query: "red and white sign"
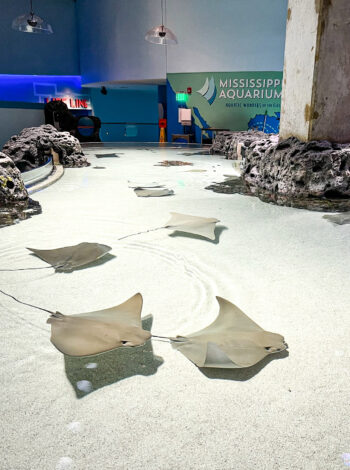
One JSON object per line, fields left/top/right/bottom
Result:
{"left": 45, "top": 97, "right": 92, "bottom": 110}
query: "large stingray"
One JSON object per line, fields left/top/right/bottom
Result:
{"left": 164, "top": 212, "right": 220, "bottom": 240}
{"left": 172, "top": 296, "right": 287, "bottom": 368}
{"left": 47, "top": 293, "right": 151, "bottom": 356}
{"left": 134, "top": 188, "right": 174, "bottom": 197}
{"left": 27, "top": 242, "right": 112, "bottom": 272}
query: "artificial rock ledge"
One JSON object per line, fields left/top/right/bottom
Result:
{"left": 2, "top": 124, "right": 90, "bottom": 172}
{"left": 0, "top": 152, "right": 41, "bottom": 227}
{"left": 210, "top": 130, "right": 276, "bottom": 160}
{"left": 209, "top": 131, "right": 350, "bottom": 211}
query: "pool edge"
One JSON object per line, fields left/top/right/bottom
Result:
{"left": 28, "top": 165, "right": 64, "bottom": 195}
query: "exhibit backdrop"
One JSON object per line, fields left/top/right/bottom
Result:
{"left": 167, "top": 71, "right": 283, "bottom": 142}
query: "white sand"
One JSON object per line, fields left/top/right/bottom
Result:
{"left": 1, "top": 145, "right": 350, "bottom": 470}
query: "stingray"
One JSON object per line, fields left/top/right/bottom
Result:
{"left": 95, "top": 153, "right": 121, "bottom": 158}
{"left": 155, "top": 160, "right": 193, "bottom": 167}
{"left": 47, "top": 293, "right": 151, "bottom": 357}
{"left": 134, "top": 188, "right": 174, "bottom": 197}
{"left": 27, "top": 242, "right": 112, "bottom": 272}
{"left": 172, "top": 296, "right": 287, "bottom": 368}
{"left": 164, "top": 212, "right": 219, "bottom": 240}
{"left": 179, "top": 151, "right": 210, "bottom": 156}
{"left": 92, "top": 166, "right": 106, "bottom": 169}
{"left": 323, "top": 213, "right": 350, "bottom": 225}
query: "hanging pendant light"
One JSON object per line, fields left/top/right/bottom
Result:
{"left": 12, "top": 0, "right": 53, "bottom": 34}
{"left": 145, "top": 0, "right": 177, "bottom": 45}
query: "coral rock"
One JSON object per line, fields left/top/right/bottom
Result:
{"left": 2, "top": 124, "right": 90, "bottom": 171}
{"left": 210, "top": 130, "right": 276, "bottom": 160}
{"left": 242, "top": 136, "right": 350, "bottom": 211}
{"left": 0, "top": 153, "right": 28, "bottom": 204}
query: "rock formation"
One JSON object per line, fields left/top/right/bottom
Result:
{"left": 243, "top": 137, "right": 350, "bottom": 210}
{"left": 2, "top": 124, "right": 90, "bottom": 171}
{"left": 210, "top": 132, "right": 350, "bottom": 211}
{"left": 210, "top": 130, "right": 275, "bottom": 160}
{"left": 0, "top": 153, "right": 41, "bottom": 227}
{"left": 0, "top": 153, "right": 28, "bottom": 204}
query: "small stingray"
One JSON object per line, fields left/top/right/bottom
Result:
{"left": 134, "top": 188, "right": 174, "bottom": 197}
{"left": 179, "top": 151, "right": 210, "bottom": 156}
{"left": 27, "top": 242, "right": 112, "bottom": 272}
{"left": 164, "top": 212, "right": 219, "bottom": 240}
{"left": 95, "top": 153, "right": 121, "bottom": 158}
{"left": 323, "top": 213, "right": 350, "bottom": 225}
{"left": 47, "top": 293, "right": 151, "bottom": 357}
{"left": 93, "top": 166, "right": 106, "bottom": 169}
{"left": 172, "top": 296, "right": 287, "bottom": 368}
{"left": 155, "top": 160, "right": 193, "bottom": 167}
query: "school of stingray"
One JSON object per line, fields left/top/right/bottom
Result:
{"left": 4, "top": 155, "right": 350, "bottom": 374}
{"left": 0, "top": 204, "right": 288, "bottom": 371}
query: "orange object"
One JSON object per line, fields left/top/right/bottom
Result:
{"left": 159, "top": 127, "right": 167, "bottom": 143}
{"left": 159, "top": 118, "right": 167, "bottom": 128}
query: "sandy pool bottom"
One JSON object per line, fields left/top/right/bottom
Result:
{"left": 0, "top": 145, "right": 349, "bottom": 470}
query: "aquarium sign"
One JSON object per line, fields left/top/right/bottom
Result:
{"left": 44, "top": 97, "right": 91, "bottom": 110}
{"left": 167, "top": 72, "right": 283, "bottom": 141}
{"left": 218, "top": 77, "right": 282, "bottom": 100}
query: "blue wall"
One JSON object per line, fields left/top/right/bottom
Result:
{"left": 0, "top": 0, "right": 289, "bottom": 144}
{"left": 0, "top": 74, "right": 90, "bottom": 145}
{"left": 77, "top": 0, "right": 167, "bottom": 85}
{"left": 89, "top": 86, "right": 160, "bottom": 142}
{"left": 76, "top": 0, "right": 288, "bottom": 85}
{"left": 0, "top": 0, "right": 79, "bottom": 75}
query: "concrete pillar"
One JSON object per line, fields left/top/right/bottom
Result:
{"left": 279, "top": 0, "right": 350, "bottom": 143}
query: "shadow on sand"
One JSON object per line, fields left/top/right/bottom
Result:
{"left": 64, "top": 315, "right": 164, "bottom": 398}
{"left": 169, "top": 225, "right": 228, "bottom": 245}
{"left": 70, "top": 253, "right": 117, "bottom": 272}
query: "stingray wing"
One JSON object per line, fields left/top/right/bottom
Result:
{"left": 173, "top": 297, "right": 285, "bottom": 368}
{"left": 47, "top": 293, "right": 151, "bottom": 357}
{"left": 27, "top": 242, "right": 112, "bottom": 271}
{"left": 164, "top": 212, "right": 219, "bottom": 240}
{"left": 27, "top": 246, "right": 71, "bottom": 268}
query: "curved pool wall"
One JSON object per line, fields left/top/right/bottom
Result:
{"left": 1, "top": 144, "right": 349, "bottom": 470}
{"left": 22, "top": 157, "right": 54, "bottom": 188}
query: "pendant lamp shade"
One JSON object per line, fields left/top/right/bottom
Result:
{"left": 145, "top": 25, "right": 178, "bottom": 45}
{"left": 145, "top": 0, "right": 177, "bottom": 45}
{"left": 12, "top": 1, "right": 53, "bottom": 34}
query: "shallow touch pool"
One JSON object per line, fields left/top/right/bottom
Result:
{"left": 1, "top": 143, "right": 350, "bottom": 470}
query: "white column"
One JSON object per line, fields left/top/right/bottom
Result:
{"left": 280, "top": 0, "right": 350, "bottom": 143}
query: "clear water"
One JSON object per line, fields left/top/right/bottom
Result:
{"left": 1, "top": 144, "right": 349, "bottom": 469}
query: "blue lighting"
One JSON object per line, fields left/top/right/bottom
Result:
{"left": 0, "top": 74, "right": 85, "bottom": 103}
